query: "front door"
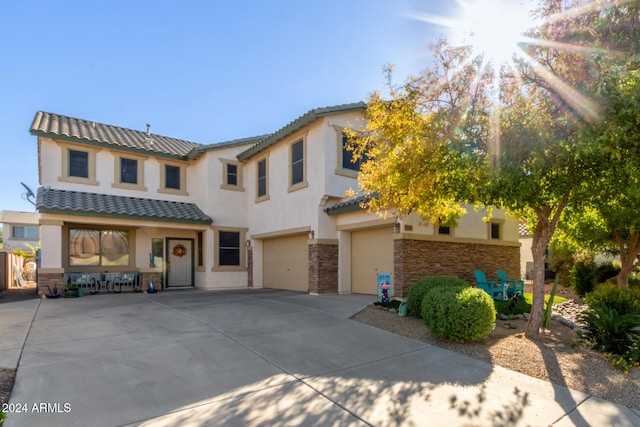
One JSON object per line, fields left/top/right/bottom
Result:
{"left": 166, "top": 238, "right": 193, "bottom": 288}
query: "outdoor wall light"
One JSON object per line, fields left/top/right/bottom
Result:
{"left": 245, "top": 239, "right": 251, "bottom": 247}
{"left": 308, "top": 230, "right": 315, "bottom": 239}
{"left": 393, "top": 223, "right": 401, "bottom": 233}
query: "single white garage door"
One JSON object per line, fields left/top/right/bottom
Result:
{"left": 263, "top": 234, "right": 309, "bottom": 292}
{"left": 351, "top": 227, "right": 394, "bottom": 294}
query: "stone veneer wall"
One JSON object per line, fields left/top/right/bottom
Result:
{"left": 394, "top": 239, "right": 521, "bottom": 299}
{"left": 37, "top": 272, "right": 64, "bottom": 295}
{"left": 308, "top": 243, "right": 339, "bottom": 294}
{"left": 247, "top": 248, "right": 253, "bottom": 287}
{"left": 141, "top": 272, "right": 163, "bottom": 291}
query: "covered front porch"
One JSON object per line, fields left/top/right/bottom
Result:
{"left": 36, "top": 187, "right": 213, "bottom": 295}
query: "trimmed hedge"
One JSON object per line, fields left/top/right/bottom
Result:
{"left": 406, "top": 276, "right": 469, "bottom": 318}
{"left": 421, "top": 286, "right": 496, "bottom": 343}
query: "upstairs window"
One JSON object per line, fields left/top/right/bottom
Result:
{"left": 341, "top": 133, "right": 367, "bottom": 171}
{"left": 158, "top": 160, "right": 187, "bottom": 195}
{"left": 120, "top": 157, "right": 138, "bottom": 184}
{"left": 220, "top": 159, "right": 244, "bottom": 191}
{"left": 165, "top": 165, "right": 180, "bottom": 190}
{"left": 256, "top": 157, "right": 269, "bottom": 201}
{"left": 69, "top": 150, "right": 89, "bottom": 178}
{"left": 58, "top": 142, "right": 99, "bottom": 185}
{"left": 291, "top": 140, "right": 304, "bottom": 185}
{"left": 289, "top": 139, "right": 307, "bottom": 192}
{"left": 113, "top": 153, "right": 146, "bottom": 191}
{"left": 227, "top": 164, "right": 238, "bottom": 186}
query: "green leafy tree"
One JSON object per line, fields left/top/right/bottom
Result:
{"left": 349, "top": 0, "right": 639, "bottom": 340}
{"left": 346, "top": 39, "right": 492, "bottom": 225}
{"left": 578, "top": 58, "right": 640, "bottom": 286}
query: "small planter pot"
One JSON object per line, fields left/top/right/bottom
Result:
{"left": 77, "top": 288, "right": 85, "bottom": 297}
{"left": 63, "top": 289, "right": 79, "bottom": 298}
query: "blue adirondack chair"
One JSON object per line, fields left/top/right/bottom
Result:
{"left": 474, "top": 270, "right": 506, "bottom": 300}
{"left": 497, "top": 270, "right": 525, "bottom": 298}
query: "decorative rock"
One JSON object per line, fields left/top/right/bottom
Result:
{"left": 497, "top": 313, "right": 509, "bottom": 320}
{"left": 522, "top": 312, "right": 529, "bottom": 320}
{"left": 552, "top": 299, "right": 589, "bottom": 328}
{"left": 557, "top": 343, "right": 566, "bottom": 350}
{"left": 389, "top": 308, "right": 397, "bottom": 313}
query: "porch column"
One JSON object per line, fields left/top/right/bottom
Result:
{"left": 308, "top": 239, "right": 339, "bottom": 294}
{"left": 37, "top": 219, "right": 64, "bottom": 295}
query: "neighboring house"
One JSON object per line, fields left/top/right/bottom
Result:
{"left": 30, "top": 104, "right": 521, "bottom": 297}
{"left": 519, "top": 221, "right": 534, "bottom": 280}
{"left": 0, "top": 210, "right": 40, "bottom": 251}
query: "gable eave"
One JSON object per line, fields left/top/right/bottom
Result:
{"left": 237, "top": 102, "right": 365, "bottom": 161}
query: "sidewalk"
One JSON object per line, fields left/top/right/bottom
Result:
{"left": 1, "top": 290, "right": 639, "bottom": 426}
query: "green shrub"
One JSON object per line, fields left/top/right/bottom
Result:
{"left": 585, "top": 283, "right": 640, "bottom": 315}
{"left": 594, "top": 262, "right": 621, "bottom": 284}
{"left": 547, "top": 240, "right": 576, "bottom": 286}
{"left": 406, "top": 276, "right": 469, "bottom": 318}
{"left": 421, "top": 286, "right": 496, "bottom": 343}
{"left": 577, "top": 306, "right": 640, "bottom": 354}
{"left": 572, "top": 259, "right": 596, "bottom": 297}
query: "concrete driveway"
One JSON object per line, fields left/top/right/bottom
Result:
{"left": 2, "top": 289, "right": 639, "bottom": 427}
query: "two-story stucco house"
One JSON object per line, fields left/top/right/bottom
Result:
{"left": 30, "top": 103, "right": 521, "bottom": 297}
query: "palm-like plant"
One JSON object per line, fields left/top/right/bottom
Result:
{"left": 578, "top": 306, "right": 640, "bottom": 354}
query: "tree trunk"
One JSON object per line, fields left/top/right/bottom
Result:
{"left": 525, "top": 207, "right": 559, "bottom": 340}
{"left": 615, "top": 231, "right": 639, "bottom": 288}
{"left": 525, "top": 234, "right": 550, "bottom": 340}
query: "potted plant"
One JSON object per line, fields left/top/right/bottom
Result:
{"left": 63, "top": 284, "right": 79, "bottom": 298}
{"left": 45, "top": 285, "right": 61, "bottom": 299}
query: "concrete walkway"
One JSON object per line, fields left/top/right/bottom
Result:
{"left": 1, "top": 289, "right": 639, "bottom": 427}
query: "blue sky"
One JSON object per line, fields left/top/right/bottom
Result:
{"left": 0, "top": 0, "right": 453, "bottom": 213}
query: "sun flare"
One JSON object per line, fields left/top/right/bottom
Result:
{"left": 417, "top": 0, "right": 540, "bottom": 67}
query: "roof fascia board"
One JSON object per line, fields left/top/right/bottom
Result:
{"left": 37, "top": 207, "right": 212, "bottom": 225}
{"left": 325, "top": 203, "right": 363, "bottom": 216}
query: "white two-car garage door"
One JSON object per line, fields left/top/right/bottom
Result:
{"left": 263, "top": 234, "right": 309, "bottom": 292}
{"left": 351, "top": 227, "right": 394, "bottom": 295}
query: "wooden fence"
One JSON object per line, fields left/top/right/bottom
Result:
{"left": 0, "top": 251, "right": 29, "bottom": 292}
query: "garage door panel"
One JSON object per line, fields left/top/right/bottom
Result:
{"left": 351, "top": 228, "right": 394, "bottom": 295}
{"left": 263, "top": 235, "right": 308, "bottom": 292}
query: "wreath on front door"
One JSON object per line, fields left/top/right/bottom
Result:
{"left": 172, "top": 244, "right": 187, "bottom": 258}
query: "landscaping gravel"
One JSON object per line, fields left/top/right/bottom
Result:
{"left": 351, "top": 304, "right": 640, "bottom": 411}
